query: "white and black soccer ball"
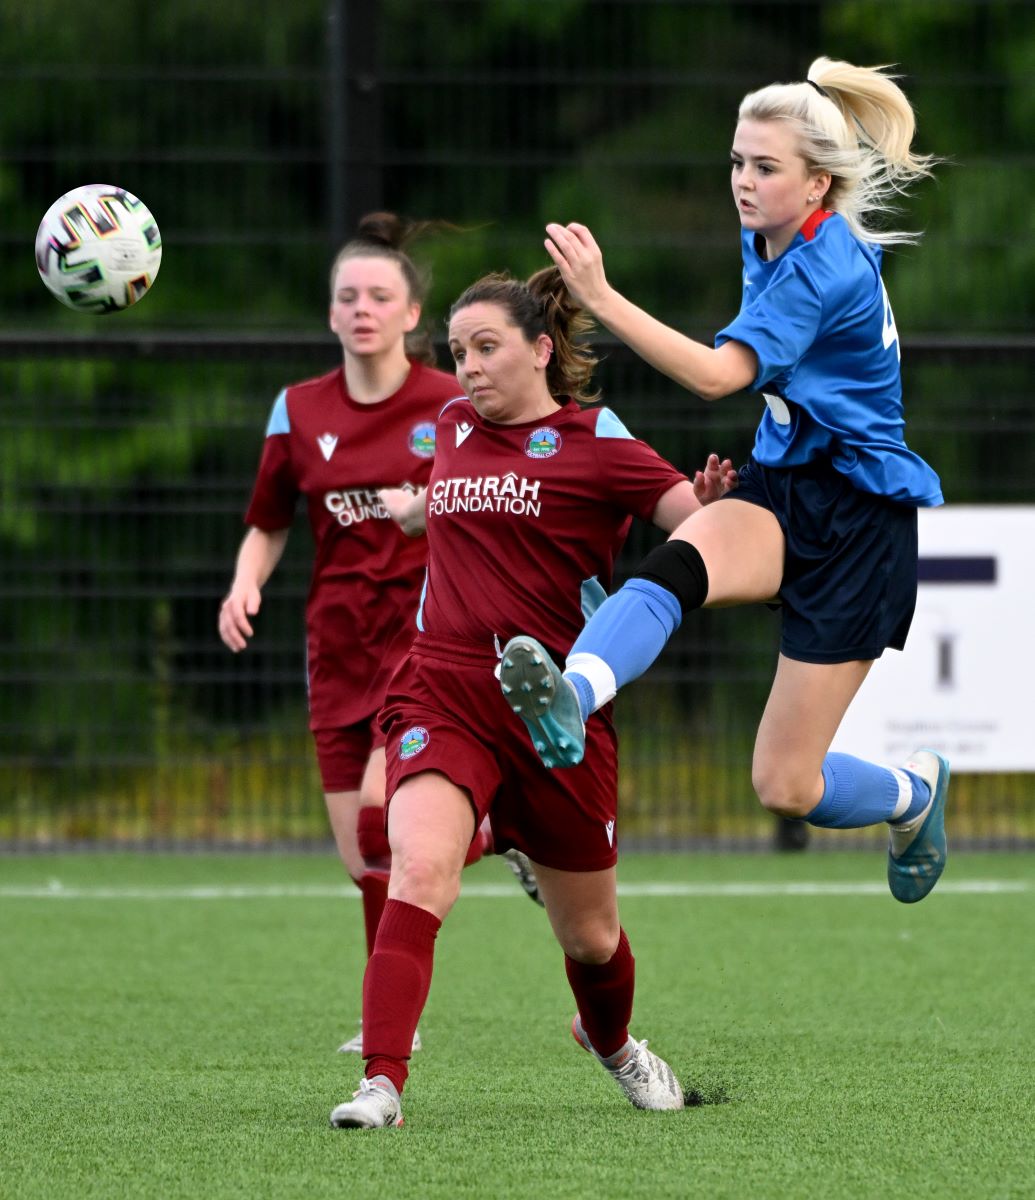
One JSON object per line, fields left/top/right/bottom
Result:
{"left": 35, "top": 184, "right": 162, "bottom": 314}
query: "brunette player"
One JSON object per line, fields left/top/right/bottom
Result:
{"left": 219, "top": 214, "right": 540, "bottom": 1056}
{"left": 328, "top": 268, "right": 735, "bottom": 1130}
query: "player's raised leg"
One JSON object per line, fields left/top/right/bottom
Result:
{"left": 501, "top": 499, "right": 782, "bottom": 768}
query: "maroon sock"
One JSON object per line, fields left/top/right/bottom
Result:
{"left": 564, "top": 928, "right": 635, "bottom": 1059}
{"left": 356, "top": 805, "right": 391, "bottom": 871}
{"left": 356, "top": 806, "right": 392, "bottom": 958}
{"left": 463, "top": 818, "right": 493, "bottom": 866}
{"left": 363, "top": 899, "right": 441, "bottom": 1095}
{"left": 358, "top": 871, "right": 389, "bottom": 958}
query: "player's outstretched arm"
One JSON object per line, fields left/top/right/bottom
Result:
{"left": 379, "top": 486, "right": 427, "bottom": 537}
{"left": 218, "top": 526, "right": 289, "bottom": 652}
{"left": 544, "top": 222, "right": 758, "bottom": 401}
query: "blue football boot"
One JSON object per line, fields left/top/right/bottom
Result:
{"left": 498, "top": 635, "right": 585, "bottom": 768}
{"left": 887, "top": 749, "right": 950, "bottom": 904}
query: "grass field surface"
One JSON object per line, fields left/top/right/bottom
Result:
{"left": 2, "top": 852, "right": 1033, "bottom": 1199}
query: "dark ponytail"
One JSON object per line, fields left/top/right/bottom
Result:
{"left": 448, "top": 268, "right": 600, "bottom": 405}
{"left": 526, "top": 267, "right": 600, "bottom": 405}
{"left": 329, "top": 211, "right": 436, "bottom": 366}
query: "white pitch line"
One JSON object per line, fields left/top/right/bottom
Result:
{"left": 0, "top": 880, "right": 1028, "bottom": 900}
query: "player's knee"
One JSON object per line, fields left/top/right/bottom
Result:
{"left": 752, "top": 764, "right": 816, "bottom": 819}
{"left": 635, "top": 539, "right": 709, "bottom": 615}
{"left": 559, "top": 922, "right": 620, "bottom": 965}
{"left": 390, "top": 848, "right": 462, "bottom": 912}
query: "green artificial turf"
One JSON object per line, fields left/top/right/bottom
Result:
{"left": 1, "top": 852, "right": 1032, "bottom": 1199}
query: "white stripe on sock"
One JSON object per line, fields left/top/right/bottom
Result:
{"left": 889, "top": 768, "right": 914, "bottom": 821}
{"left": 565, "top": 652, "right": 617, "bottom": 711}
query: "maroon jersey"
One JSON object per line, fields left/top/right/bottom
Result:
{"left": 419, "top": 397, "right": 688, "bottom": 655}
{"left": 244, "top": 361, "right": 465, "bottom": 729}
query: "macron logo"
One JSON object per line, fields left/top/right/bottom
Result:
{"left": 605, "top": 819, "right": 615, "bottom": 847}
{"left": 456, "top": 421, "right": 474, "bottom": 448}
{"left": 317, "top": 433, "right": 338, "bottom": 462}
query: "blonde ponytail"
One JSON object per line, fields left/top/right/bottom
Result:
{"left": 739, "top": 57, "right": 938, "bottom": 246}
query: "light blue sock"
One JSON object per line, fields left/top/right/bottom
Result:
{"left": 565, "top": 579, "right": 682, "bottom": 721}
{"left": 566, "top": 673, "right": 597, "bottom": 723}
{"left": 806, "top": 753, "right": 930, "bottom": 829}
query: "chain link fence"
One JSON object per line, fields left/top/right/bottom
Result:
{"left": 2, "top": 335, "right": 1032, "bottom": 849}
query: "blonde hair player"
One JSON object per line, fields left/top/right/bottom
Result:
{"left": 501, "top": 57, "right": 950, "bottom": 904}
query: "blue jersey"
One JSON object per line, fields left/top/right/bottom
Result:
{"left": 714, "top": 210, "right": 942, "bottom": 506}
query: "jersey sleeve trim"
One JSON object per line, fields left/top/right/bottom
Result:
{"left": 265, "top": 389, "right": 290, "bottom": 436}
{"left": 594, "top": 407, "right": 634, "bottom": 440}
{"left": 438, "top": 395, "right": 470, "bottom": 418}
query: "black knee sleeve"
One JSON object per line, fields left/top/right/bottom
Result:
{"left": 635, "top": 541, "right": 709, "bottom": 616}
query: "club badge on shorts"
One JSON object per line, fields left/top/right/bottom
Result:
{"left": 399, "top": 726, "right": 430, "bottom": 759}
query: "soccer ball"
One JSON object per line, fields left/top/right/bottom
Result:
{"left": 35, "top": 184, "right": 162, "bottom": 314}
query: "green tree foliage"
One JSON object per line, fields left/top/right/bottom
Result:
{"left": 822, "top": 0, "right": 1035, "bottom": 330}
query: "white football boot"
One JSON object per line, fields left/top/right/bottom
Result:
{"left": 329, "top": 1078, "right": 403, "bottom": 1129}
{"left": 501, "top": 848, "right": 545, "bottom": 907}
{"left": 572, "top": 1014, "right": 684, "bottom": 1111}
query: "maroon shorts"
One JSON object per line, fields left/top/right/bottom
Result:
{"left": 311, "top": 715, "right": 385, "bottom": 793}
{"left": 380, "top": 634, "right": 620, "bottom": 872}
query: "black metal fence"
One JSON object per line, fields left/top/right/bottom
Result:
{"left": 2, "top": 334, "right": 1033, "bottom": 850}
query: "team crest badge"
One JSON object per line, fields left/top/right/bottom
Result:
{"left": 409, "top": 422, "right": 436, "bottom": 459}
{"left": 525, "top": 427, "right": 561, "bottom": 459}
{"left": 399, "top": 726, "right": 430, "bottom": 760}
